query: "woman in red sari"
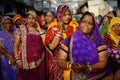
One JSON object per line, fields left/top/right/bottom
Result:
{"left": 44, "top": 4, "right": 78, "bottom": 80}
{"left": 13, "top": 10, "right": 47, "bottom": 80}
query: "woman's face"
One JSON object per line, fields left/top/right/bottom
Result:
{"left": 112, "top": 23, "right": 120, "bottom": 36}
{"left": 45, "top": 11, "right": 54, "bottom": 24}
{"left": 62, "top": 10, "right": 72, "bottom": 24}
{"left": 103, "top": 16, "right": 108, "bottom": 24}
{"left": 80, "top": 15, "right": 94, "bottom": 34}
{"left": 27, "top": 14, "right": 36, "bottom": 26}
{"left": 15, "top": 19, "right": 22, "bottom": 26}
{"left": 3, "top": 19, "right": 13, "bottom": 31}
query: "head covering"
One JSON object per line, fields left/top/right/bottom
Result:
{"left": 1, "top": 16, "right": 14, "bottom": 31}
{"left": 2, "top": 16, "right": 13, "bottom": 24}
{"left": 71, "top": 12, "right": 107, "bottom": 78}
{"left": 13, "top": 14, "right": 22, "bottom": 22}
{"left": 108, "top": 17, "right": 120, "bottom": 47}
{"left": 96, "top": 15, "right": 102, "bottom": 23}
{"left": 27, "top": 10, "right": 38, "bottom": 21}
{"left": 56, "top": 4, "right": 69, "bottom": 21}
{"left": 78, "top": 11, "right": 103, "bottom": 47}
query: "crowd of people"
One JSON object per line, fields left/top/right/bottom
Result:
{"left": 0, "top": 4, "right": 120, "bottom": 80}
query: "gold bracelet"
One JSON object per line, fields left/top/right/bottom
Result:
{"left": 68, "top": 62, "right": 73, "bottom": 69}
{"left": 67, "top": 62, "right": 73, "bottom": 69}
{"left": 87, "top": 64, "right": 92, "bottom": 74}
{"left": 15, "top": 59, "right": 21, "bottom": 63}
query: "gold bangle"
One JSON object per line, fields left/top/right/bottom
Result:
{"left": 68, "top": 62, "right": 73, "bottom": 69}
{"left": 67, "top": 62, "right": 73, "bottom": 69}
{"left": 67, "top": 62, "right": 69, "bottom": 69}
{"left": 87, "top": 64, "right": 92, "bottom": 74}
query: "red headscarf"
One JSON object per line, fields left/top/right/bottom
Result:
{"left": 56, "top": 4, "right": 69, "bottom": 21}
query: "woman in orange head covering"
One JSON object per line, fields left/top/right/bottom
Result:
{"left": 13, "top": 14, "right": 24, "bottom": 28}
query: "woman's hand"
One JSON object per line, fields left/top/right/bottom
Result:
{"left": 16, "top": 60, "right": 22, "bottom": 69}
{"left": 8, "top": 55, "right": 15, "bottom": 65}
{"left": 81, "top": 62, "right": 91, "bottom": 74}
{"left": 71, "top": 63, "right": 83, "bottom": 73}
{"left": 58, "top": 21, "right": 63, "bottom": 32}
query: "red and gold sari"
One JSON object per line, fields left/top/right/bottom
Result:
{"left": 44, "top": 18, "right": 78, "bottom": 80}
{"left": 15, "top": 25, "right": 47, "bottom": 80}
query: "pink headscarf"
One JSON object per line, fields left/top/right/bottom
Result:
{"left": 56, "top": 4, "right": 69, "bottom": 21}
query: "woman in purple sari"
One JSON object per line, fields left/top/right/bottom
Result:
{"left": 13, "top": 10, "right": 47, "bottom": 80}
{"left": 57, "top": 12, "right": 112, "bottom": 80}
{"left": 0, "top": 16, "right": 17, "bottom": 80}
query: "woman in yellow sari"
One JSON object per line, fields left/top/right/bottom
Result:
{"left": 103, "top": 17, "right": 120, "bottom": 80}
{"left": 44, "top": 4, "right": 78, "bottom": 80}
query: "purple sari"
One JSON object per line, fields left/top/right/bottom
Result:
{"left": 60, "top": 12, "right": 112, "bottom": 80}
{"left": 0, "top": 27, "right": 17, "bottom": 80}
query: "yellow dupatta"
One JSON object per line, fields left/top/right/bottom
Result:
{"left": 108, "top": 17, "right": 120, "bottom": 47}
{"left": 62, "top": 18, "right": 78, "bottom": 39}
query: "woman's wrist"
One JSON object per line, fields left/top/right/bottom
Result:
{"left": 55, "top": 32, "right": 62, "bottom": 38}
{"left": 15, "top": 59, "right": 21, "bottom": 63}
{"left": 14, "top": 55, "right": 20, "bottom": 59}
{"left": 14, "top": 55, "right": 21, "bottom": 63}
{"left": 67, "top": 62, "right": 73, "bottom": 69}
{"left": 87, "top": 64, "right": 92, "bottom": 74}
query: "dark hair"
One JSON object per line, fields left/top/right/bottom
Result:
{"left": 98, "top": 15, "right": 108, "bottom": 27}
{"left": 108, "top": 10, "right": 117, "bottom": 17}
{"left": 79, "top": 11, "right": 95, "bottom": 26}
{"left": 46, "top": 11, "right": 55, "bottom": 17}
{"left": 112, "top": 10, "right": 117, "bottom": 17}
{"left": 97, "top": 15, "right": 102, "bottom": 20}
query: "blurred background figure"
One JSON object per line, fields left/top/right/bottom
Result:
{"left": 96, "top": 15, "right": 102, "bottom": 27}
{"left": 73, "top": 15, "right": 80, "bottom": 23}
{"left": 38, "top": 12, "right": 46, "bottom": 30}
{"left": 99, "top": 15, "right": 109, "bottom": 38}
{"left": 107, "top": 10, "right": 117, "bottom": 23}
{"left": 45, "top": 11, "right": 55, "bottom": 30}
{"left": 0, "top": 12, "right": 3, "bottom": 31}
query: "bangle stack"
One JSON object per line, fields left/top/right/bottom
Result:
{"left": 15, "top": 59, "right": 21, "bottom": 63}
{"left": 55, "top": 32, "right": 62, "bottom": 38}
{"left": 15, "top": 55, "right": 21, "bottom": 63}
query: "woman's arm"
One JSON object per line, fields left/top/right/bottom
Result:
{"left": 13, "top": 33, "right": 22, "bottom": 68}
{"left": 40, "top": 31, "right": 46, "bottom": 43}
{"left": 48, "top": 36, "right": 61, "bottom": 50}
{"left": 91, "top": 50, "right": 108, "bottom": 73}
{"left": 13, "top": 34, "right": 20, "bottom": 58}
{"left": 44, "top": 26, "right": 61, "bottom": 50}
{"left": 57, "top": 48, "right": 68, "bottom": 70}
{"left": 57, "top": 48, "right": 84, "bottom": 73}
